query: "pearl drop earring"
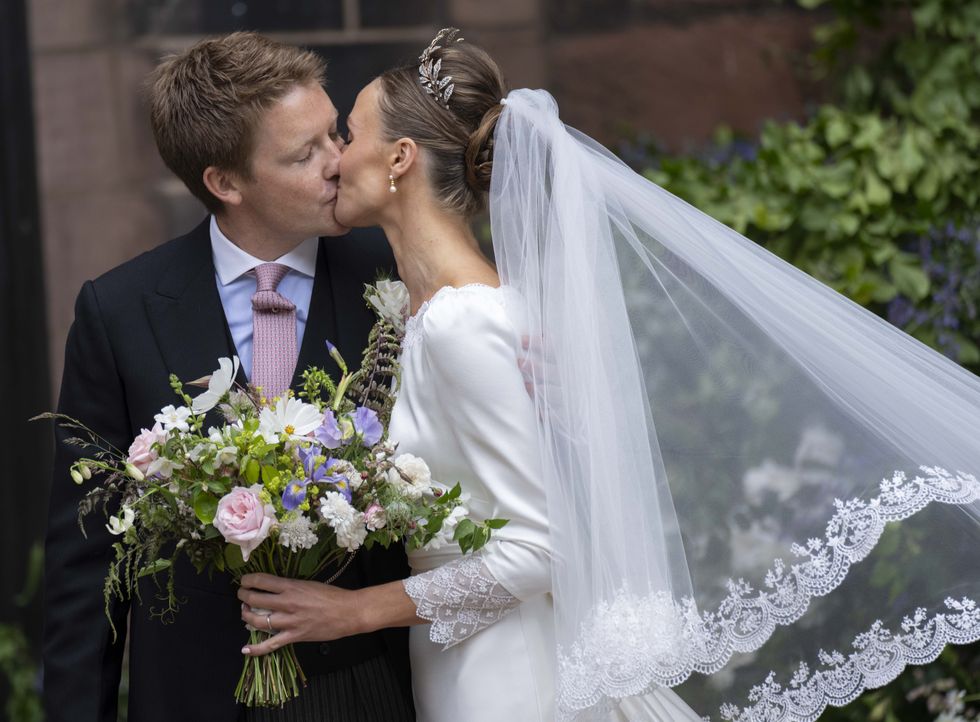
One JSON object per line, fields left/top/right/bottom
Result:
{"left": 388, "top": 174, "right": 397, "bottom": 193}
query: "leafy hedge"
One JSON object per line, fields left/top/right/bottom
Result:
{"left": 630, "top": 0, "right": 980, "bottom": 367}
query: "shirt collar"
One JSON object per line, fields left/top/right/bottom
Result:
{"left": 209, "top": 215, "right": 318, "bottom": 286}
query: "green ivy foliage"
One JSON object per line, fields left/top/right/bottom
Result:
{"left": 635, "top": 0, "right": 980, "bottom": 366}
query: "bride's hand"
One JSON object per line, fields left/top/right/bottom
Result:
{"left": 237, "top": 573, "right": 362, "bottom": 656}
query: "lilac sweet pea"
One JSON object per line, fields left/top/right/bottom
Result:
{"left": 352, "top": 406, "right": 383, "bottom": 447}
{"left": 281, "top": 478, "right": 310, "bottom": 511}
{"left": 315, "top": 410, "right": 345, "bottom": 449}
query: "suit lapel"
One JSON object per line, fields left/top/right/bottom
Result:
{"left": 144, "top": 220, "right": 240, "bottom": 389}
{"left": 325, "top": 236, "right": 377, "bottom": 371}
{"left": 144, "top": 227, "right": 356, "bottom": 398}
{"left": 290, "top": 238, "right": 341, "bottom": 391}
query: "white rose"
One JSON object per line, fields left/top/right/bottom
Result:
{"left": 385, "top": 454, "right": 432, "bottom": 500}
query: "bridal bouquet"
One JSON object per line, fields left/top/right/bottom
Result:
{"left": 39, "top": 281, "right": 505, "bottom": 707}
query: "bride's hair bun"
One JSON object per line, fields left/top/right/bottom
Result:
{"left": 378, "top": 37, "right": 507, "bottom": 216}
{"left": 465, "top": 103, "right": 503, "bottom": 195}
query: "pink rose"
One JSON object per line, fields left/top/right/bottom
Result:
{"left": 213, "top": 485, "right": 276, "bottom": 561}
{"left": 364, "top": 503, "right": 387, "bottom": 531}
{"left": 126, "top": 422, "right": 167, "bottom": 473}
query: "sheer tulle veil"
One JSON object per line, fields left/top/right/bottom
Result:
{"left": 489, "top": 88, "right": 980, "bottom": 721}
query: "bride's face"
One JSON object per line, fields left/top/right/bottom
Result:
{"left": 337, "top": 80, "right": 397, "bottom": 228}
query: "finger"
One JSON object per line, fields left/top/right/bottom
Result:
{"left": 241, "top": 607, "right": 284, "bottom": 632}
{"left": 240, "top": 572, "right": 288, "bottom": 592}
{"left": 242, "top": 630, "right": 294, "bottom": 657}
{"left": 237, "top": 587, "right": 285, "bottom": 610}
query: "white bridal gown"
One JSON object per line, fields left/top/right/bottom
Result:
{"left": 388, "top": 284, "right": 702, "bottom": 722}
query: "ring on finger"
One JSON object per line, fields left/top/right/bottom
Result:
{"left": 266, "top": 613, "right": 275, "bottom": 634}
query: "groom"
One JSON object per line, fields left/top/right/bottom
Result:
{"left": 42, "top": 32, "right": 414, "bottom": 722}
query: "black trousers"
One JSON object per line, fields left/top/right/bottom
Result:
{"left": 242, "top": 655, "right": 415, "bottom": 722}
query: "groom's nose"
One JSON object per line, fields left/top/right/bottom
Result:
{"left": 323, "top": 138, "right": 342, "bottom": 176}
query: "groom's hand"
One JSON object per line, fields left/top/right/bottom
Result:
{"left": 238, "top": 573, "right": 363, "bottom": 656}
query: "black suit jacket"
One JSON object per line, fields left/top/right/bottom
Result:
{"left": 42, "top": 219, "right": 411, "bottom": 722}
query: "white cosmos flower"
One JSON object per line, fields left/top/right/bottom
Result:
{"left": 154, "top": 404, "right": 192, "bottom": 432}
{"left": 106, "top": 506, "right": 135, "bottom": 536}
{"left": 191, "top": 356, "right": 241, "bottom": 414}
{"left": 259, "top": 396, "right": 324, "bottom": 441}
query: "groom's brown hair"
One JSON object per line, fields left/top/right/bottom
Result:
{"left": 148, "top": 31, "right": 326, "bottom": 213}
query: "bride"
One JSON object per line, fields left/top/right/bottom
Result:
{"left": 239, "top": 29, "right": 980, "bottom": 721}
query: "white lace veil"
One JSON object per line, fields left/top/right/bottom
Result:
{"left": 489, "top": 88, "right": 980, "bottom": 721}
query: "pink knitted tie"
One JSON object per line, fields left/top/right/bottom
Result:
{"left": 251, "top": 262, "right": 297, "bottom": 401}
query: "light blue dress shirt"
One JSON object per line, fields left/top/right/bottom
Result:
{"left": 209, "top": 215, "right": 318, "bottom": 381}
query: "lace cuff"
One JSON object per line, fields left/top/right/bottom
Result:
{"left": 403, "top": 553, "right": 521, "bottom": 648}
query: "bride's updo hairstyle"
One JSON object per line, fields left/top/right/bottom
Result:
{"left": 377, "top": 30, "right": 507, "bottom": 217}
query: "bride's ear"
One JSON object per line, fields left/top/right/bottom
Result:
{"left": 202, "top": 166, "right": 244, "bottom": 207}
{"left": 389, "top": 138, "right": 418, "bottom": 178}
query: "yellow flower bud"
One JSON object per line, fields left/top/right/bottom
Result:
{"left": 125, "top": 463, "right": 145, "bottom": 481}
{"left": 70, "top": 469, "right": 84, "bottom": 485}
{"left": 80, "top": 464, "right": 92, "bottom": 480}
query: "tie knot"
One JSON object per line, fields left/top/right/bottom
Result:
{"left": 253, "top": 262, "right": 290, "bottom": 293}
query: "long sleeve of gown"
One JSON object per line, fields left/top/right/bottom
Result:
{"left": 400, "top": 287, "right": 551, "bottom": 647}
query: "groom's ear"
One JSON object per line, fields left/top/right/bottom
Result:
{"left": 202, "top": 166, "right": 244, "bottom": 207}
{"left": 389, "top": 138, "right": 418, "bottom": 177}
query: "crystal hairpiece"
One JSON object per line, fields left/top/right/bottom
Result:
{"left": 418, "top": 27, "right": 464, "bottom": 109}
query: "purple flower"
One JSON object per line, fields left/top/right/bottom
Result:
{"left": 282, "top": 478, "right": 310, "bottom": 511}
{"left": 298, "top": 447, "right": 328, "bottom": 483}
{"left": 315, "top": 410, "right": 345, "bottom": 449}
{"left": 352, "top": 406, "right": 383, "bottom": 447}
{"left": 321, "top": 458, "right": 353, "bottom": 502}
